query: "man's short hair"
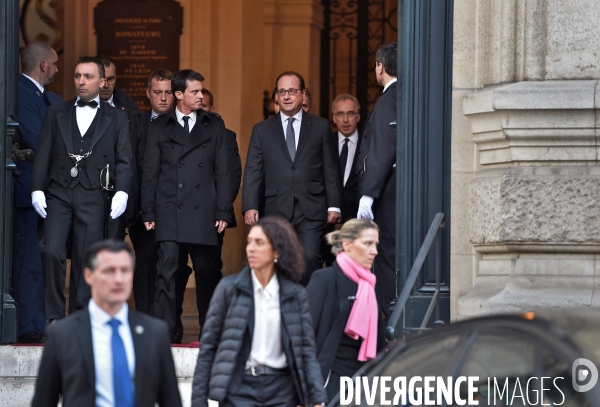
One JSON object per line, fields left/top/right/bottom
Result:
{"left": 275, "top": 71, "right": 306, "bottom": 91}
{"left": 304, "top": 88, "right": 312, "bottom": 105}
{"left": 84, "top": 239, "right": 134, "bottom": 271}
{"left": 271, "top": 86, "right": 278, "bottom": 102}
{"left": 172, "top": 69, "right": 204, "bottom": 94}
{"left": 332, "top": 93, "right": 361, "bottom": 112}
{"left": 21, "top": 42, "right": 55, "bottom": 74}
{"left": 77, "top": 56, "right": 105, "bottom": 79}
{"left": 375, "top": 42, "right": 398, "bottom": 77}
{"left": 201, "top": 88, "right": 214, "bottom": 107}
{"left": 147, "top": 68, "right": 173, "bottom": 88}
{"left": 95, "top": 55, "right": 115, "bottom": 69}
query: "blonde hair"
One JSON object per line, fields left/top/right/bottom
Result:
{"left": 326, "top": 218, "right": 379, "bottom": 255}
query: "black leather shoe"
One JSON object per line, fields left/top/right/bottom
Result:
{"left": 18, "top": 331, "right": 42, "bottom": 344}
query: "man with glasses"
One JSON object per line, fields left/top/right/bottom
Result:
{"left": 96, "top": 55, "right": 141, "bottom": 239}
{"left": 322, "top": 94, "right": 362, "bottom": 266}
{"left": 243, "top": 71, "right": 342, "bottom": 284}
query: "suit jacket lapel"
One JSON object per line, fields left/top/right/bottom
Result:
{"left": 271, "top": 113, "right": 292, "bottom": 163}
{"left": 129, "top": 311, "right": 149, "bottom": 401}
{"left": 294, "top": 113, "right": 312, "bottom": 163}
{"left": 75, "top": 309, "right": 96, "bottom": 390}
{"left": 89, "top": 104, "right": 114, "bottom": 151}
{"left": 183, "top": 110, "right": 211, "bottom": 154}
{"left": 57, "top": 101, "right": 75, "bottom": 154}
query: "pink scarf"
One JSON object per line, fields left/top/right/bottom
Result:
{"left": 336, "top": 251, "right": 378, "bottom": 361}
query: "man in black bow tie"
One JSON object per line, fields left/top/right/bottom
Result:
{"left": 31, "top": 56, "right": 133, "bottom": 323}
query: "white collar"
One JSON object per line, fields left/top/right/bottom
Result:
{"left": 74, "top": 95, "right": 101, "bottom": 108}
{"left": 151, "top": 110, "right": 160, "bottom": 119}
{"left": 383, "top": 78, "right": 398, "bottom": 94}
{"left": 339, "top": 129, "right": 359, "bottom": 145}
{"left": 106, "top": 94, "right": 115, "bottom": 107}
{"left": 251, "top": 269, "right": 279, "bottom": 297}
{"left": 22, "top": 74, "right": 44, "bottom": 93}
{"left": 175, "top": 107, "right": 197, "bottom": 122}
{"left": 280, "top": 109, "right": 303, "bottom": 125}
{"left": 88, "top": 298, "right": 129, "bottom": 326}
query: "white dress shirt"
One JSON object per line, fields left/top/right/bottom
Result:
{"left": 106, "top": 95, "right": 116, "bottom": 107}
{"left": 74, "top": 95, "right": 101, "bottom": 136}
{"left": 246, "top": 270, "right": 287, "bottom": 369}
{"left": 89, "top": 300, "right": 135, "bottom": 407}
{"left": 175, "top": 108, "right": 197, "bottom": 132}
{"left": 280, "top": 109, "right": 303, "bottom": 148}
{"left": 339, "top": 130, "right": 359, "bottom": 186}
{"left": 383, "top": 77, "right": 398, "bottom": 93}
{"left": 22, "top": 74, "right": 44, "bottom": 93}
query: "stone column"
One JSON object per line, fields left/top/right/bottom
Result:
{"left": 453, "top": 0, "right": 600, "bottom": 318}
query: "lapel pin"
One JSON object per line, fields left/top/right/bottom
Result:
{"left": 121, "top": 107, "right": 126, "bottom": 111}
{"left": 36, "top": 91, "right": 40, "bottom": 96}
{"left": 135, "top": 325, "right": 144, "bottom": 335}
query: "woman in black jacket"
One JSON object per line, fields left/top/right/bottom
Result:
{"left": 307, "top": 218, "right": 386, "bottom": 401}
{"left": 191, "top": 216, "right": 327, "bottom": 407}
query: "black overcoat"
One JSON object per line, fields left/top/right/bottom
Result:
{"left": 141, "top": 107, "right": 232, "bottom": 245}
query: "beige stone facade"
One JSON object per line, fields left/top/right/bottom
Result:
{"left": 452, "top": 0, "right": 600, "bottom": 319}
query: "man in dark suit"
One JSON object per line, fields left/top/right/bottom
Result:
{"left": 129, "top": 68, "right": 174, "bottom": 316}
{"left": 97, "top": 55, "right": 141, "bottom": 239}
{"left": 32, "top": 239, "right": 182, "bottom": 407}
{"left": 31, "top": 56, "right": 133, "bottom": 321}
{"left": 171, "top": 87, "right": 242, "bottom": 342}
{"left": 243, "top": 71, "right": 342, "bottom": 284}
{"left": 355, "top": 42, "right": 398, "bottom": 315}
{"left": 13, "top": 42, "right": 62, "bottom": 343}
{"left": 322, "top": 94, "right": 362, "bottom": 266}
{"left": 142, "top": 69, "right": 232, "bottom": 342}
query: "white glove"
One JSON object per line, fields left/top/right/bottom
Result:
{"left": 357, "top": 195, "right": 374, "bottom": 220}
{"left": 31, "top": 190, "right": 47, "bottom": 218}
{"left": 110, "top": 191, "right": 128, "bottom": 219}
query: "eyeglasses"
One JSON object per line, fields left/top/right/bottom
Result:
{"left": 333, "top": 111, "right": 358, "bottom": 119}
{"left": 277, "top": 88, "right": 301, "bottom": 97}
{"left": 105, "top": 77, "right": 116, "bottom": 84}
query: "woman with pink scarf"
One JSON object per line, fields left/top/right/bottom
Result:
{"left": 306, "top": 218, "right": 386, "bottom": 401}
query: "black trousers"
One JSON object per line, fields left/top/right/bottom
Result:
{"left": 128, "top": 216, "right": 158, "bottom": 315}
{"left": 373, "top": 191, "right": 396, "bottom": 316}
{"left": 155, "top": 241, "right": 221, "bottom": 341}
{"left": 291, "top": 201, "right": 325, "bottom": 286}
{"left": 221, "top": 372, "right": 297, "bottom": 407}
{"left": 41, "top": 182, "right": 105, "bottom": 319}
{"left": 13, "top": 207, "right": 46, "bottom": 336}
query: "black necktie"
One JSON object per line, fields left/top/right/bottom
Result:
{"left": 183, "top": 116, "right": 190, "bottom": 133}
{"left": 76, "top": 99, "right": 98, "bottom": 108}
{"left": 339, "top": 138, "right": 349, "bottom": 182}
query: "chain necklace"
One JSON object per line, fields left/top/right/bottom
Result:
{"left": 67, "top": 150, "right": 92, "bottom": 177}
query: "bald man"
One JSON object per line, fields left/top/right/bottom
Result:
{"left": 14, "top": 42, "right": 63, "bottom": 343}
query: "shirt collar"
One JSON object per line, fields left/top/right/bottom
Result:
{"left": 175, "top": 107, "right": 197, "bottom": 123}
{"left": 88, "top": 298, "right": 129, "bottom": 326}
{"left": 22, "top": 74, "right": 44, "bottom": 93}
{"left": 339, "top": 129, "right": 359, "bottom": 145}
{"left": 74, "top": 95, "right": 101, "bottom": 108}
{"left": 251, "top": 269, "right": 279, "bottom": 298}
{"left": 151, "top": 110, "right": 160, "bottom": 119}
{"left": 280, "top": 109, "right": 303, "bottom": 126}
{"left": 106, "top": 95, "right": 115, "bottom": 107}
{"left": 383, "top": 77, "right": 398, "bottom": 94}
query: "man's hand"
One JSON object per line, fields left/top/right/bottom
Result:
{"left": 327, "top": 211, "right": 341, "bottom": 224}
{"left": 110, "top": 191, "right": 128, "bottom": 219}
{"left": 215, "top": 220, "right": 228, "bottom": 233}
{"left": 31, "top": 190, "right": 47, "bottom": 218}
{"left": 357, "top": 195, "right": 374, "bottom": 220}
{"left": 244, "top": 209, "right": 259, "bottom": 226}
{"left": 144, "top": 221, "right": 155, "bottom": 231}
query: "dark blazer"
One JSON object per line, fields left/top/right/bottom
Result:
{"left": 355, "top": 81, "right": 397, "bottom": 198}
{"left": 191, "top": 267, "right": 327, "bottom": 407}
{"left": 225, "top": 128, "right": 242, "bottom": 228}
{"left": 136, "top": 110, "right": 153, "bottom": 212}
{"left": 242, "top": 112, "right": 342, "bottom": 221}
{"left": 334, "top": 131, "right": 362, "bottom": 222}
{"left": 15, "top": 75, "right": 62, "bottom": 207}
{"left": 112, "top": 87, "right": 142, "bottom": 221}
{"left": 306, "top": 262, "right": 386, "bottom": 380}
{"left": 31, "top": 308, "right": 182, "bottom": 407}
{"left": 31, "top": 98, "right": 133, "bottom": 195}
{"left": 141, "top": 107, "right": 232, "bottom": 245}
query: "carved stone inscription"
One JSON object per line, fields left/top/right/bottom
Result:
{"left": 94, "top": 0, "right": 182, "bottom": 112}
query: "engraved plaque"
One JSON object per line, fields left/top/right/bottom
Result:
{"left": 94, "top": 0, "right": 183, "bottom": 112}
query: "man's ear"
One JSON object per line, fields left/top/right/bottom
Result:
{"left": 40, "top": 60, "right": 46, "bottom": 73}
{"left": 83, "top": 267, "right": 93, "bottom": 286}
{"left": 175, "top": 90, "right": 183, "bottom": 101}
{"left": 146, "top": 87, "right": 151, "bottom": 99}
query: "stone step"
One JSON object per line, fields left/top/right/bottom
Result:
{"left": 0, "top": 345, "right": 199, "bottom": 407}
